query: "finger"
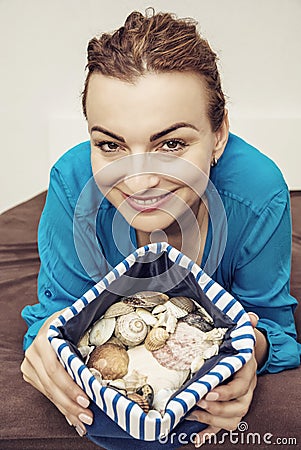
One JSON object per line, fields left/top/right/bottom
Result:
{"left": 248, "top": 312, "right": 259, "bottom": 328}
{"left": 204, "top": 357, "right": 257, "bottom": 402}
{"left": 197, "top": 387, "right": 254, "bottom": 419}
{"left": 194, "top": 426, "right": 221, "bottom": 447}
{"left": 186, "top": 408, "right": 242, "bottom": 432}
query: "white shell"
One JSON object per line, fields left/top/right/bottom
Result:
{"left": 152, "top": 388, "right": 176, "bottom": 416}
{"left": 165, "top": 301, "right": 188, "bottom": 318}
{"left": 190, "top": 355, "right": 205, "bottom": 374}
{"left": 104, "top": 301, "right": 134, "bottom": 318}
{"left": 136, "top": 307, "right": 158, "bottom": 326}
{"left": 165, "top": 313, "right": 177, "bottom": 333}
{"left": 78, "top": 330, "right": 90, "bottom": 347}
{"left": 152, "top": 304, "right": 167, "bottom": 315}
{"left": 89, "top": 317, "right": 116, "bottom": 346}
{"left": 123, "top": 369, "right": 148, "bottom": 394}
{"left": 115, "top": 313, "right": 148, "bottom": 346}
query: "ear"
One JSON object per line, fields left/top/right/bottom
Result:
{"left": 212, "top": 109, "right": 229, "bottom": 160}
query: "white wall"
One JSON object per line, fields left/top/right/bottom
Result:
{"left": 1, "top": 0, "right": 301, "bottom": 213}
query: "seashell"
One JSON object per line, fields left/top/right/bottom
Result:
{"left": 181, "top": 313, "right": 214, "bottom": 332}
{"left": 136, "top": 384, "right": 154, "bottom": 408}
{"left": 127, "top": 393, "right": 150, "bottom": 413}
{"left": 165, "top": 312, "right": 178, "bottom": 333}
{"left": 106, "top": 336, "right": 126, "bottom": 348}
{"left": 115, "top": 313, "right": 148, "bottom": 346}
{"left": 144, "top": 327, "right": 169, "bottom": 351}
{"left": 190, "top": 355, "right": 205, "bottom": 374}
{"left": 204, "top": 327, "right": 227, "bottom": 343}
{"left": 123, "top": 369, "right": 148, "bottom": 393}
{"left": 104, "top": 301, "right": 134, "bottom": 318}
{"left": 77, "top": 329, "right": 90, "bottom": 347}
{"left": 89, "top": 317, "right": 116, "bottom": 346}
{"left": 108, "top": 378, "right": 127, "bottom": 395}
{"left": 169, "top": 296, "right": 195, "bottom": 313}
{"left": 89, "top": 367, "right": 103, "bottom": 383}
{"left": 153, "top": 311, "right": 168, "bottom": 328}
{"left": 78, "top": 345, "right": 95, "bottom": 361}
{"left": 152, "top": 304, "right": 167, "bottom": 315}
{"left": 136, "top": 307, "right": 158, "bottom": 326}
{"left": 87, "top": 343, "right": 129, "bottom": 380}
{"left": 203, "top": 343, "right": 219, "bottom": 360}
{"left": 165, "top": 300, "right": 188, "bottom": 319}
{"left": 127, "top": 345, "right": 189, "bottom": 394}
{"left": 153, "top": 388, "right": 175, "bottom": 415}
{"left": 122, "top": 291, "right": 168, "bottom": 309}
{"left": 196, "top": 305, "right": 214, "bottom": 324}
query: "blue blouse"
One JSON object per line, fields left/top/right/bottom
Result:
{"left": 21, "top": 133, "right": 301, "bottom": 374}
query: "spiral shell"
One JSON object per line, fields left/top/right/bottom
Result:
{"left": 144, "top": 327, "right": 169, "bottom": 351}
{"left": 115, "top": 313, "right": 148, "bottom": 346}
{"left": 169, "top": 296, "right": 195, "bottom": 313}
{"left": 89, "top": 317, "right": 116, "bottom": 346}
{"left": 127, "top": 393, "right": 150, "bottom": 413}
{"left": 87, "top": 343, "right": 129, "bottom": 380}
{"left": 104, "top": 301, "right": 134, "bottom": 318}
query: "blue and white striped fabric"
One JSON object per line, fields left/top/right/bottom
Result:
{"left": 48, "top": 242, "right": 255, "bottom": 441}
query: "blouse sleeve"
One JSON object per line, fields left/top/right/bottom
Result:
{"left": 21, "top": 166, "right": 95, "bottom": 350}
{"left": 231, "top": 189, "right": 301, "bottom": 374}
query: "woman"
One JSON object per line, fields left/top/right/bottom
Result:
{"left": 21, "top": 10, "right": 300, "bottom": 448}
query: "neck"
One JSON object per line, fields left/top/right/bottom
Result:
{"left": 136, "top": 199, "right": 208, "bottom": 266}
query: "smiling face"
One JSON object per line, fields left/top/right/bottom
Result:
{"left": 86, "top": 71, "right": 228, "bottom": 234}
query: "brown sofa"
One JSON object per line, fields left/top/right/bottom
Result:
{"left": 1, "top": 191, "right": 300, "bottom": 450}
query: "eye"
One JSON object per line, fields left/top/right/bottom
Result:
{"left": 94, "top": 141, "right": 121, "bottom": 153}
{"left": 159, "top": 139, "right": 188, "bottom": 152}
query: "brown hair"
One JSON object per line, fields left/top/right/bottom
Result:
{"left": 82, "top": 10, "right": 225, "bottom": 132}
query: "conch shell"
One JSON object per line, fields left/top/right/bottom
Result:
{"left": 87, "top": 343, "right": 129, "bottom": 380}
{"left": 144, "top": 327, "right": 169, "bottom": 351}
{"left": 115, "top": 313, "right": 148, "bottom": 346}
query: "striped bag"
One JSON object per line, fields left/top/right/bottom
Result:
{"left": 48, "top": 243, "right": 255, "bottom": 448}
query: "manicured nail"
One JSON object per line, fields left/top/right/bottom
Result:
{"left": 79, "top": 413, "right": 93, "bottom": 425}
{"left": 186, "top": 413, "right": 198, "bottom": 421}
{"left": 65, "top": 417, "right": 73, "bottom": 426}
{"left": 193, "top": 435, "right": 203, "bottom": 448}
{"left": 206, "top": 392, "right": 219, "bottom": 401}
{"left": 75, "top": 424, "right": 86, "bottom": 437}
{"left": 77, "top": 395, "right": 90, "bottom": 408}
{"left": 248, "top": 312, "right": 259, "bottom": 322}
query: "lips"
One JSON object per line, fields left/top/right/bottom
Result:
{"left": 122, "top": 192, "right": 173, "bottom": 212}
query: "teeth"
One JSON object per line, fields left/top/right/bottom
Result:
{"left": 131, "top": 194, "right": 167, "bottom": 205}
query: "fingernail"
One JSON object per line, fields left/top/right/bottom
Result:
{"left": 206, "top": 392, "right": 219, "bottom": 401}
{"left": 65, "top": 417, "right": 73, "bottom": 426}
{"left": 77, "top": 395, "right": 90, "bottom": 408}
{"left": 198, "top": 400, "right": 207, "bottom": 409}
{"left": 248, "top": 312, "right": 259, "bottom": 322}
{"left": 75, "top": 424, "right": 86, "bottom": 437}
{"left": 186, "top": 413, "right": 198, "bottom": 421}
{"left": 193, "top": 435, "right": 203, "bottom": 448}
{"left": 79, "top": 413, "right": 93, "bottom": 425}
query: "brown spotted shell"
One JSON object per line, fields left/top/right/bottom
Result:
{"left": 87, "top": 343, "right": 129, "bottom": 380}
{"left": 144, "top": 327, "right": 169, "bottom": 351}
{"left": 122, "top": 291, "right": 169, "bottom": 309}
{"left": 103, "top": 301, "right": 134, "bottom": 318}
{"left": 127, "top": 393, "right": 150, "bottom": 413}
{"left": 115, "top": 313, "right": 148, "bottom": 346}
{"left": 169, "top": 296, "right": 195, "bottom": 313}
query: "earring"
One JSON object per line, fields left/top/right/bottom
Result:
{"left": 211, "top": 156, "right": 218, "bottom": 167}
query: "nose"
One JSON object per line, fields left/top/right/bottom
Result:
{"left": 123, "top": 173, "right": 160, "bottom": 194}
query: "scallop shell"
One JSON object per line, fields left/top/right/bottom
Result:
{"left": 165, "top": 300, "right": 188, "bottom": 318}
{"left": 122, "top": 291, "right": 168, "bottom": 308}
{"left": 181, "top": 313, "right": 214, "bottom": 332}
{"left": 127, "top": 393, "right": 150, "bottom": 413}
{"left": 115, "top": 313, "right": 148, "bottom": 346}
{"left": 136, "top": 307, "right": 158, "bottom": 326}
{"left": 123, "top": 369, "right": 148, "bottom": 393}
{"left": 87, "top": 343, "right": 129, "bottom": 380}
{"left": 169, "top": 296, "right": 195, "bottom": 313}
{"left": 89, "top": 317, "right": 116, "bottom": 346}
{"left": 104, "top": 301, "right": 134, "bottom": 318}
{"left": 144, "top": 327, "right": 169, "bottom": 351}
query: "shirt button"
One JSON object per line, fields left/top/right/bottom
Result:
{"left": 45, "top": 289, "right": 52, "bottom": 298}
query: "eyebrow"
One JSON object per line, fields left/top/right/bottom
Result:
{"left": 90, "top": 122, "right": 199, "bottom": 143}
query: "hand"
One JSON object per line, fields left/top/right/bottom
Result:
{"left": 186, "top": 312, "right": 259, "bottom": 447}
{"left": 20, "top": 310, "right": 93, "bottom": 437}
